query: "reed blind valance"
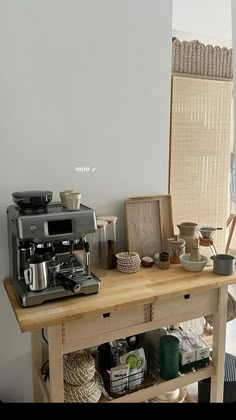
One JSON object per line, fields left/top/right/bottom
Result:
{"left": 172, "top": 38, "right": 233, "bottom": 80}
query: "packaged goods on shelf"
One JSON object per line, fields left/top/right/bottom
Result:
{"left": 187, "top": 336, "right": 210, "bottom": 369}
{"left": 167, "top": 329, "right": 183, "bottom": 342}
{"left": 179, "top": 328, "right": 210, "bottom": 369}
{"left": 110, "top": 364, "right": 130, "bottom": 395}
{"left": 138, "top": 328, "right": 167, "bottom": 373}
{"left": 120, "top": 348, "right": 146, "bottom": 389}
{"left": 179, "top": 340, "right": 196, "bottom": 373}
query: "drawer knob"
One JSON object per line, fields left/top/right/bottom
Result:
{"left": 184, "top": 294, "right": 191, "bottom": 299}
{"left": 103, "top": 312, "right": 111, "bottom": 318}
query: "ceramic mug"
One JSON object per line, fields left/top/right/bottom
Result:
{"left": 60, "top": 190, "right": 75, "bottom": 207}
{"left": 64, "top": 192, "right": 82, "bottom": 210}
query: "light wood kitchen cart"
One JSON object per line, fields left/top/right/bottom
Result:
{"left": 4, "top": 265, "right": 236, "bottom": 403}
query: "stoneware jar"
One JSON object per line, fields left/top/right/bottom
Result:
{"left": 177, "top": 222, "right": 198, "bottom": 253}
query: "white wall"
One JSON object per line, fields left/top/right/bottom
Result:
{"left": 0, "top": 0, "right": 172, "bottom": 401}
{"left": 173, "top": 0, "right": 232, "bottom": 47}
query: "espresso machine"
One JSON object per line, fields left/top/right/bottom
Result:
{"left": 7, "top": 191, "right": 101, "bottom": 307}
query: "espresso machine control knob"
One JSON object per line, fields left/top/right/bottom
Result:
{"left": 30, "top": 224, "right": 37, "bottom": 233}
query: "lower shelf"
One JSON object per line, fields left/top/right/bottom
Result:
{"left": 36, "top": 363, "right": 215, "bottom": 403}
{"left": 100, "top": 363, "right": 215, "bottom": 403}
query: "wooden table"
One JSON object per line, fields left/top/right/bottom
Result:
{"left": 4, "top": 265, "right": 236, "bottom": 403}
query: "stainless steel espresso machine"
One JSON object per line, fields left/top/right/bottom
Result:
{"left": 7, "top": 191, "right": 100, "bottom": 307}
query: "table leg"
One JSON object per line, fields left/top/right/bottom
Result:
{"left": 210, "top": 285, "right": 228, "bottom": 402}
{"left": 48, "top": 324, "right": 64, "bottom": 402}
{"left": 31, "top": 330, "right": 43, "bottom": 402}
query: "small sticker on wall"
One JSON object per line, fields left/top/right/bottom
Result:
{"left": 75, "top": 166, "right": 96, "bottom": 173}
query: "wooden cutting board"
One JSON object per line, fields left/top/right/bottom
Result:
{"left": 125, "top": 195, "right": 174, "bottom": 258}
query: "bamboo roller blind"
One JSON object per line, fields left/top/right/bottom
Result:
{"left": 169, "top": 76, "right": 232, "bottom": 253}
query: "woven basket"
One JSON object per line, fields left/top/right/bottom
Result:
{"left": 64, "top": 372, "right": 102, "bottom": 403}
{"left": 116, "top": 252, "right": 141, "bottom": 274}
{"left": 63, "top": 350, "right": 95, "bottom": 386}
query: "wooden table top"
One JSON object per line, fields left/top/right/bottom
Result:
{"left": 4, "top": 265, "right": 236, "bottom": 332}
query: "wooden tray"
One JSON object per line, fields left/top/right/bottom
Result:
{"left": 125, "top": 195, "right": 174, "bottom": 258}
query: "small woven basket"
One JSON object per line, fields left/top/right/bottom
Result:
{"left": 116, "top": 252, "right": 141, "bottom": 274}
{"left": 63, "top": 349, "right": 95, "bottom": 386}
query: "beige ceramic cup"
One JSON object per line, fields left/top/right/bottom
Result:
{"left": 60, "top": 190, "right": 75, "bottom": 207}
{"left": 64, "top": 192, "right": 82, "bottom": 210}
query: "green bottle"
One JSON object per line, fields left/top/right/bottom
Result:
{"left": 160, "top": 335, "right": 179, "bottom": 380}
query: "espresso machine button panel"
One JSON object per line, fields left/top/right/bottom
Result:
{"left": 15, "top": 206, "right": 97, "bottom": 240}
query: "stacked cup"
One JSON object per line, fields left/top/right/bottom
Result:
{"left": 60, "top": 190, "right": 82, "bottom": 210}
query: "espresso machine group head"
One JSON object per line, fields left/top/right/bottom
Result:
{"left": 7, "top": 191, "right": 101, "bottom": 307}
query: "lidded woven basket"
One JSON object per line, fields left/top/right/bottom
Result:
{"left": 116, "top": 252, "right": 141, "bottom": 273}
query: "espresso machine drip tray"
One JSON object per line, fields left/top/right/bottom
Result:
{"left": 15, "top": 271, "right": 101, "bottom": 307}
{"left": 57, "top": 254, "right": 84, "bottom": 273}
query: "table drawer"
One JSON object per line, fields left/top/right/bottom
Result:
{"left": 152, "top": 289, "right": 218, "bottom": 326}
{"left": 62, "top": 305, "right": 150, "bottom": 353}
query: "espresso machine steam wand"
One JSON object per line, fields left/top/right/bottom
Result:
{"left": 84, "top": 241, "right": 90, "bottom": 276}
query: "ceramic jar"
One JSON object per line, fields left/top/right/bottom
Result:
{"left": 177, "top": 222, "right": 198, "bottom": 253}
{"left": 159, "top": 252, "right": 170, "bottom": 269}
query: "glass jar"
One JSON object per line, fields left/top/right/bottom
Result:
{"left": 86, "top": 220, "right": 108, "bottom": 278}
{"left": 97, "top": 216, "right": 118, "bottom": 269}
{"left": 167, "top": 235, "right": 186, "bottom": 264}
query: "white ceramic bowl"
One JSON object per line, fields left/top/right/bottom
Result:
{"left": 148, "top": 387, "right": 187, "bottom": 403}
{"left": 156, "top": 388, "right": 180, "bottom": 402}
{"left": 179, "top": 253, "right": 208, "bottom": 272}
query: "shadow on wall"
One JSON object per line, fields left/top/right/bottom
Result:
{"left": 0, "top": 283, "right": 32, "bottom": 402}
{"left": 0, "top": 354, "right": 33, "bottom": 402}
{"left": 0, "top": 353, "right": 33, "bottom": 402}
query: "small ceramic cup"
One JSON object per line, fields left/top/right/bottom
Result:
{"left": 159, "top": 252, "right": 170, "bottom": 270}
{"left": 59, "top": 190, "right": 75, "bottom": 207}
{"left": 64, "top": 192, "right": 82, "bottom": 210}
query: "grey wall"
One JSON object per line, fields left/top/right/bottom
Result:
{"left": 0, "top": 0, "right": 172, "bottom": 401}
